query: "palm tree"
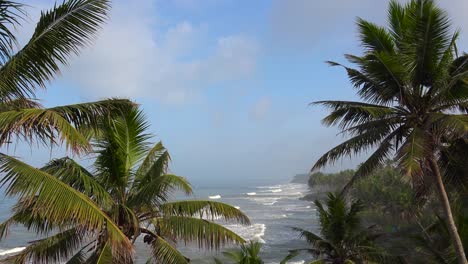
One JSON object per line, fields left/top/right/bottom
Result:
{"left": 0, "top": 0, "right": 133, "bottom": 153}
{"left": 0, "top": 108, "right": 250, "bottom": 263}
{"left": 311, "top": 1, "right": 468, "bottom": 262}
{"left": 414, "top": 200, "right": 468, "bottom": 264}
{"left": 214, "top": 241, "right": 264, "bottom": 264}
{"left": 281, "top": 193, "right": 383, "bottom": 264}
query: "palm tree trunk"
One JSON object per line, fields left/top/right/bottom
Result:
{"left": 428, "top": 157, "right": 467, "bottom": 264}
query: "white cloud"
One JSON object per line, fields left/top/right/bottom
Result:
{"left": 62, "top": 0, "right": 258, "bottom": 104}
{"left": 250, "top": 96, "right": 271, "bottom": 121}
{"left": 268, "top": 0, "right": 468, "bottom": 51}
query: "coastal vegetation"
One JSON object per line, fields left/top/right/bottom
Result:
{"left": 310, "top": 0, "right": 468, "bottom": 262}
{"left": 0, "top": 109, "right": 249, "bottom": 263}
{"left": 0, "top": 0, "right": 465, "bottom": 263}
{"left": 282, "top": 193, "right": 388, "bottom": 264}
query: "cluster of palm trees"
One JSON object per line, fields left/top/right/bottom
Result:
{"left": 0, "top": 0, "right": 249, "bottom": 263}
{"left": 0, "top": 0, "right": 466, "bottom": 263}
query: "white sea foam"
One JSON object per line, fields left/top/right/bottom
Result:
{"left": 250, "top": 197, "right": 280, "bottom": 206}
{"left": 234, "top": 206, "right": 240, "bottom": 209}
{"left": 306, "top": 206, "right": 311, "bottom": 209}
{"left": 225, "top": 223, "right": 266, "bottom": 243}
{"left": 257, "top": 185, "right": 282, "bottom": 189}
{"left": 0, "top": 247, "right": 26, "bottom": 256}
{"left": 208, "top": 195, "right": 221, "bottom": 199}
{"left": 246, "top": 192, "right": 256, "bottom": 196}
{"left": 270, "top": 189, "right": 282, "bottom": 193}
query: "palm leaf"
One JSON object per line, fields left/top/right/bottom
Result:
{"left": 1, "top": 228, "right": 84, "bottom": 264}
{"left": 41, "top": 157, "right": 114, "bottom": 208}
{"left": 161, "top": 200, "right": 250, "bottom": 224}
{"left": 0, "top": 0, "right": 110, "bottom": 99}
{"left": 128, "top": 174, "right": 192, "bottom": 207}
{"left": 0, "top": 1, "right": 25, "bottom": 64}
{"left": 157, "top": 216, "right": 245, "bottom": 250}
{"left": 0, "top": 99, "right": 134, "bottom": 153}
{"left": 0, "top": 153, "right": 132, "bottom": 254}
{"left": 149, "top": 235, "right": 189, "bottom": 264}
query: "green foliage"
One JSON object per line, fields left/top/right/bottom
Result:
{"left": 308, "top": 170, "right": 354, "bottom": 191}
{"left": 311, "top": 0, "right": 468, "bottom": 261}
{"left": 351, "top": 164, "right": 416, "bottom": 221}
{"left": 214, "top": 241, "right": 264, "bottom": 264}
{"left": 413, "top": 196, "right": 468, "bottom": 264}
{"left": 0, "top": 108, "right": 249, "bottom": 264}
{"left": 283, "top": 193, "right": 386, "bottom": 264}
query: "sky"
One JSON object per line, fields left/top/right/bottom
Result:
{"left": 9, "top": 0, "right": 468, "bottom": 187}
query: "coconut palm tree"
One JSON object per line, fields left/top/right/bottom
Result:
{"left": 414, "top": 198, "right": 468, "bottom": 264}
{"left": 311, "top": 1, "right": 468, "bottom": 262}
{"left": 0, "top": 108, "right": 250, "bottom": 263}
{"left": 0, "top": 0, "right": 133, "bottom": 153}
{"left": 214, "top": 241, "right": 264, "bottom": 264}
{"left": 281, "top": 193, "right": 384, "bottom": 264}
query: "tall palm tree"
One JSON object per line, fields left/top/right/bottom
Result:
{"left": 0, "top": 108, "right": 250, "bottom": 263}
{"left": 311, "top": 1, "right": 468, "bottom": 262}
{"left": 0, "top": 0, "right": 133, "bottom": 153}
{"left": 281, "top": 193, "right": 383, "bottom": 264}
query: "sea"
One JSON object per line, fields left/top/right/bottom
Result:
{"left": 0, "top": 182, "right": 318, "bottom": 264}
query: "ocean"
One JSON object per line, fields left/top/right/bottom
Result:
{"left": 0, "top": 182, "right": 318, "bottom": 264}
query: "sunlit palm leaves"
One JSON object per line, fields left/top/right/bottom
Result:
{"left": 0, "top": 108, "right": 249, "bottom": 263}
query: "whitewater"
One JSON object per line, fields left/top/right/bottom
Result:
{"left": 0, "top": 182, "right": 317, "bottom": 263}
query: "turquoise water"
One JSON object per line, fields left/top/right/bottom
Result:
{"left": 0, "top": 182, "right": 317, "bottom": 264}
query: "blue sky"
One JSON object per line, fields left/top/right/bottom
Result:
{"left": 11, "top": 0, "right": 468, "bottom": 187}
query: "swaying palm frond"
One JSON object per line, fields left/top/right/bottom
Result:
{"left": 1, "top": 228, "right": 85, "bottom": 264}
{"left": 0, "top": 99, "right": 135, "bottom": 153}
{"left": 0, "top": 1, "right": 25, "bottom": 64}
{"left": 0, "top": 154, "right": 132, "bottom": 255}
{"left": 41, "top": 157, "right": 114, "bottom": 208}
{"left": 0, "top": 0, "right": 110, "bottom": 100}
{"left": 157, "top": 216, "right": 245, "bottom": 250}
{"left": 161, "top": 200, "right": 250, "bottom": 224}
{"left": 128, "top": 174, "right": 192, "bottom": 207}
{"left": 149, "top": 235, "right": 189, "bottom": 264}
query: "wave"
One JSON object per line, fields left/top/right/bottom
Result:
{"left": 257, "top": 185, "right": 282, "bottom": 189}
{"left": 208, "top": 195, "right": 221, "bottom": 199}
{"left": 225, "top": 223, "right": 266, "bottom": 243}
{"left": 249, "top": 197, "right": 280, "bottom": 206}
{"left": 0, "top": 247, "right": 26, "bottom": 256}
{"left": 234, "top": 206, "right": 240, "bottom": 209}
{"left": 270, "top": 189, "right": 282, "bottom": 193}
{"left": 246, "top": 192, "right": 256, "bottom": 196}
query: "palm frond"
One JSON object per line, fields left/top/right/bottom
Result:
{"left": 41, "top": 157, "right": 114, "bottom": 208}
{"left": 395, "top": 128, "right": 431, "bottom": 177}
{"left": 94, "top": 108, "right": 150, "bottom": 192}
{"left": 1, "top": 228, "right": 84, "bottom": 264}
{"left": 0, "top": 153, "right": 132, "bottom": 254}
{"left": 0, "top": 0, "right": 110, "bottom": 99}
{"left": 357, "top": 18, "right": 394, "bottom": 53}
{"left": 157, "top": 216, "right": 245, "bottom": 249}
{"left": 0, "top": 108, "right": 90, "bottom": 152}
{"left": 313, "top": 100, "right": 397, "bottom": 129}
{"left": 0, "top": 1, "right": 25, "bottom": 64}
{"left": 161, "top": 200, "right": 250, "bottom": 225}
{"left": 128, "top": 174, "right": 192, "bottom": 207}
{"left": 149, "top": 235, "right": 189, "bottom": 264}
{"left": 0, "top": 99, "right": 135, "bottom": 153}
